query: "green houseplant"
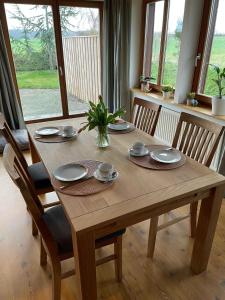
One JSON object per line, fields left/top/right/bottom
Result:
{"left": 79, "top": 95, "right": 125, "bottom": 148}
{"left": 161, "top": 85, "right": 174, "bottom": 99}
{"left": 210, "top": 64, "right": 225, "bottom": 115}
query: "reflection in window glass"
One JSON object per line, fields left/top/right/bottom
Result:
{"left": 163, "top": 0, "right": 185, "bottom": 86}
{"left": 202, "top": 0, "right": 225, "bottom": 96}
{"left": 143, "top": 1, "right": 164, "bottom": 83}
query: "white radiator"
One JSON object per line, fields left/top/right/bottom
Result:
{"left": 154, "top": 107, "right": 221, "bottom": 171}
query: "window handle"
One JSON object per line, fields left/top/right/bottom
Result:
{"left": 59, "top": 66, "right": 63, "bottom": 76}
{"left": 195, "top": 54, "right": 201, "bottom": 67}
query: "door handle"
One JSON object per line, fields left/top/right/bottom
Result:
{"left": 59, "top": 66, "right": 63, "bottom": 76}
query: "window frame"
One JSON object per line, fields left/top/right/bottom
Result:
{"left": 0, "top": 0, "right": 103, "bottom": 123}
{"left": 141, "top": 0, "right": 187, "bottom": 92}
{"left": 191, "top": 0, "right": 221, "bottom": 107}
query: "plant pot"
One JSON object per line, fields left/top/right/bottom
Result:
{"left": 212, "top": 96, "right": 225, "bottom": 115}
{"left": 187, "top": 99, "right": 193, "bottom": 106}
{"left": 162, "top": 91, "right": 171, "bottom": 100}
{"left": 96, "top": 126, "right": 109, "bottom": 148}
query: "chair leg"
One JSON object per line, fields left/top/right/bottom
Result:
{"left": 147, "top": 216, "right": 159, "bottom": 258}
{"left": 40, "top": 238, "right": 47, "bottom": 266}
{"left": 114, "top": 236, "right": 122, "bottom": 282}
{"left": 32, "top": 219, "right": 38, "bottom": 236}
{"left": 51, "top": 260, "right": 62, "bottom": 300}
{"left": 190, "top": 201, "right": 198, "bottom": 238}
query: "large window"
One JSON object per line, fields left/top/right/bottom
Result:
{"left": 193, "top": 0, "right": 225, "bottom": 103}
{"left": 142, "top": 0, "right": 185, "bottom": 89}
{"left": 0, "top": 1, "right": 102, "bottom": 122}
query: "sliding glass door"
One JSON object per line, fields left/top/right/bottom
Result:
{"left": 59, "top": 6, "right": 101, "bottom": 115}
{"left": 2, "top": 1, "right": 102, "bottom": 122}
{"left": 4, "top": 4, "right": 63, "bottom": 121}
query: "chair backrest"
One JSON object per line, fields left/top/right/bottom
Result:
{"left": 3, "top": 143, "right": 58, "bottom": 256}
{"left": 172, "top": 112, "right": 224, "bottom": 167}
{"left": 132, "top": 98, "right": 161, "bottom": 136}
{"left": 0, "top": 113, "right": 28, "bottom": 169}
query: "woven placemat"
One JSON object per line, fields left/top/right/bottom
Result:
{"left": 51, "top": 160, "right": 115, "bottom": 196}
{"left": 34, "top": 126, "right": 77, "bottom": 143}
{"left": 128, "top": 145, "right": 186, "bottom": 170}
{"left": 108, "top": 122, "right": 136, "bottom": 135}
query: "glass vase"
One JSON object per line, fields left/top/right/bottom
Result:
{"left": 96, "top": 126, "right": 109, "bottom": 148}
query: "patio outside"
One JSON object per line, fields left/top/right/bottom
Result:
{"left": 5, "top": 4, "right": 101, "bottom": 121}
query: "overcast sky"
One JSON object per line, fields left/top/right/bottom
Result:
{"left": 153, "top": 0, "right": 225, "bottom": 34}
{"left": 5, "top": 0, "right": 225, "bottom": 34}
{"left": 5, "top": 4, "right": 98, "bottom": 31}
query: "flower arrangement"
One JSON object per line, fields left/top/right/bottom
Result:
{"left": 79, "top": 95, "right": 125, "bottom": 147}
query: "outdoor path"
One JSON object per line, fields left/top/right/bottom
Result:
{"left": 19, "top": 89, "right": 89, "bottom": 120}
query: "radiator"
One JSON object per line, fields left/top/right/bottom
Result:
{"left": 154, "top": 107, "right": 221, "bottom": 171}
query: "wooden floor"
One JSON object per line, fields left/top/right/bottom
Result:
{"left": 1, "top": 152, "right": 225, "bottom": 300}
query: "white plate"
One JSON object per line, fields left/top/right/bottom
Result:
{"left": 108, "top": 123, "right": 130, "bottom": 131}
{"left": 150, "top": 149, "right": 181, "bottom": 164}
{"left": 35, "top": 127, "right": 60, "bottom": 136}
{"left": 129, "top": 147, "right": 149, "bottom": 157}
{"left": 53, "top": 163, "right": 88, "bottom": 182}
{"left": 94, "top": 170, "right": 118, "bottom": 182}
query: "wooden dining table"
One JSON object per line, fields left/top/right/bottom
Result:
{"left": 27, "top": 117, "right": 225, "bottom": 300}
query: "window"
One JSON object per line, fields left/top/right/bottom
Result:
{"left": 0, "top": 1, "right": 103, "bottom": 122}
{"left": 192, "top": 0, "right": 225, "bottom": 103}
{"left": 142, "top": 0, "right": 185, "bottom": 89}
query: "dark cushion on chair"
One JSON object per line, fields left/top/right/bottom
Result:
{"left": 42, "top": 205, "right": 126, "bottom": 255}
{"left": 0, "top": 129, "right": 29, "bottom": 154}
{"left": 28, "top": 162, "right": 52, "bottom": 190}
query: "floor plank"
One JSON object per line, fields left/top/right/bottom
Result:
{"left": 1, "top": 153, "right": 225, "bottom": 300}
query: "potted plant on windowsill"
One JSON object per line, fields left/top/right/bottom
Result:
{"left": 186, "top": 92, "right": 196, "bottom": 106}
{"left": 79, "top": 95, "right": 125, "bottom": 148}
{"left": 210, "top": 64, "right": 225, "bottom": 115}
{"left": 161, "top": 85, "right": 173, "bottom": 100}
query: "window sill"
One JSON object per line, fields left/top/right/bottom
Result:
{"left": 131, "top": 88, "right": 225, "bottom": 126}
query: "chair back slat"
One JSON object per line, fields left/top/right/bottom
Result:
{"left": 172, "top": 112, "right": 224, "bottom": 167}
{"left": 132, "top": 98, "right": 161, "bottom": 136}
{"left": 0, "top": 113, "right": 28, "bottom": 169}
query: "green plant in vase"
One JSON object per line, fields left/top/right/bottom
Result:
{"left": 79, "top": 95, "right": 126, "bottom": 148}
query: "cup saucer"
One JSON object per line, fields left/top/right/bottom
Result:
{"left": 94, "top": 169, "right": 118, "bottom": 182}
{"left": 62, "top": 132, "right": 77, "bottom": 138}
{"left": 129, "top": 147, "right": 149, "bottom": 157}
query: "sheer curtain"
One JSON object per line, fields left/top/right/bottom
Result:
{"left": 0, "top": 21, "right": 25, "bottom": 129}
{"left": 103, "top": 0, "right": 131, "bottom": 119}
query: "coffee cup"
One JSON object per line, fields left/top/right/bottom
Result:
{"left": 63, "top": 126, "right": 74, "bottom": 137}
{"left": 132, "top": 142, "right": 145, "bottom": 154}
{"left": 98, "top": 163, "right": 113, "bottom": 178}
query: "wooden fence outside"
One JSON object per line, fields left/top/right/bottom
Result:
{"left": 62, "top": 35, "right": 101, "bottom": 105}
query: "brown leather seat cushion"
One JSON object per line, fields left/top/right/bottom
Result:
{"left": 0, "top": 129, "right": 29, "bottom": 154}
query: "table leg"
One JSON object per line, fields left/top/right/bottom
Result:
{"left": 72, "top": 229, "right": 97, "bottom": 300}
{"left": 191, "top": 186, "right": 224, "bottom": 274}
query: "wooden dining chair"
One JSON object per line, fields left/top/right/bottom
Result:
{"left": 131, "top": 97, "right": 161, "bottom": 136}
{"left": 3, "top": 143, "right": 126, "bottom": 300}
{"left": 0, "top": 113, "right": 59, "bottom": 236}
{"left": 147, "top": 112, "right": 224, "bottom": 258}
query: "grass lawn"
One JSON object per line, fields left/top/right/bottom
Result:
{"left": 13, "top": 36, "right": 225, "bottom": 95}
{"left": 16, "top": 70, "right": 59, "bottom": 89}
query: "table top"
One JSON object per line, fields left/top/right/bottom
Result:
{"left": 27, "top": 118, "right": 225, "bottom": 235}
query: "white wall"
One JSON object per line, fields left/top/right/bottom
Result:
{"left": 129, "top": 0, "right": 143, "bottom": 88}
{"left": 172, "top": 0, "right": 205, "bottom": 103}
